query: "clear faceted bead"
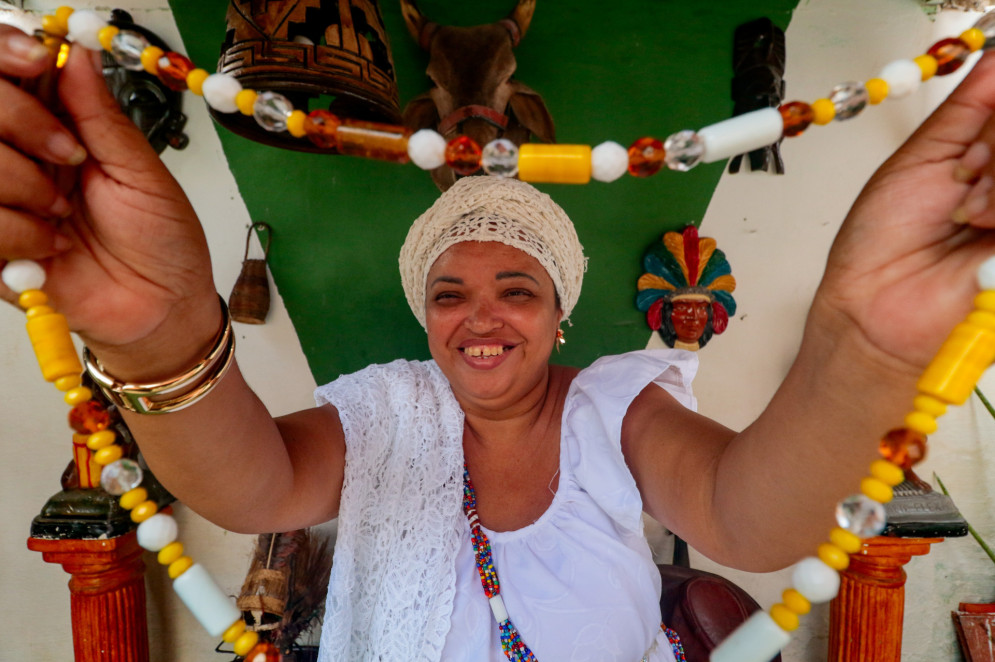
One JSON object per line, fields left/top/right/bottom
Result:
{"left": 100, "top": 458, "right": 144, "bottom": 496}
{"left": 974, "top": 11, "right": 995, "bottom": 50}
{"left": 481, "top": 139, "right": 519, "bottom": 177}
{"left": 828, "top": 82, "right": 869, "bottom": 121}
{"left": 253, "top": 91, "right": 293, "bottom": 133}
{"left": 110, "top": 30, "right": 151, "bottom": 72}
{"left": 663, "top": 130, "right": 704, "bottom": 172}
{"left": 835, "top": 494, "right": 886, "bottom": 538}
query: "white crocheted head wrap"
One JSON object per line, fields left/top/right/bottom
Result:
{"left": 400, "top": 177, "right": 587, "bottom": 330}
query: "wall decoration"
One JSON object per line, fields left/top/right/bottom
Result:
{"left": 229, "top": 222, "right": 273, "bottom": 325}
{"left": 636, "top": 225, "right": 737, "bottom": 351}
{"left": 728, "top": 17, "right": 786, "bottom": 174}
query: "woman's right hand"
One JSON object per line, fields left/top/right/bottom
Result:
{"left": 0, "top": 25, "right": 220, "bottom": 379}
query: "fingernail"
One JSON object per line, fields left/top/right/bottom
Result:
{"left": 49, "top": 195, "right": 72, "bottom": 218}
{"left": 953, "top": 175, "right": 993, "bottom": 223}
{"left": 53, "top": 234, "right": 72, "bottom": 252}
{"left": 47, "top": 132, "right": 87, "bottom": 165}
{"left": 8, "top": 35, "right": 50, "bottom": 63}
{"left": 955, "top": 142, "right": 992, "bottom": 183}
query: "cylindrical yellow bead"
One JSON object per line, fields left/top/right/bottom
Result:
{"left": 236, "top": 89, "right": 258, "bottom": 116}
{"left": 26, "top": 312, "right": 83, "bottom": 382}
{"left": 817, "top": 542, "right": 850, "bottom": 571}
{"left": 41, "top": 14, "right": 68, "bottom": 38}
{"left": 167, "top": 555, "right": 194, "bottom": 579}
{"left": 287, "top": 110, "right": 308, "bottom": 138}
{"left": 18, "top": 289, "right": 48, "bottom": 309}
{"left": 98, "top": 25, "right": 119, "bottom": 52}
{"left": 130, "top": 500, "right": 158, "bottom": 523}
{"left": 829, "top": 527, "right": 863, "bottom": 554}
{"left": 55, "top": 374, "right": 81, "bottom": 392}
{"left": 233, "top": 631, "right": 260, "bottom": 657}
{"left": 961, "top": 28, "right": 986, "bottom": 52}
{"left": 865, "top": 78, "right": 888, "bottom": 105}
{"left": 119, "top": 487, "right": 148, "bottom": 511}
{"left": 94, "top": 444, "right": 124, "bottom": 466}
{"left": 811, "top": 98, "right": 835, "bottom": 125}
{"left": 769, "top": 603, "right": 800, "bottom": 631}
{"left": 221, "top": 619, "right": 246, "bottom": 644}
{"left": 918, "top": 322, "right": 995, "bottom": 405}
{"left": 86, "top": 429, "right": 117, "bottom": 450}
{"left": 158, "top": 541, "right": 184, "bottom": 566}
{"left": 870, "top": 459, "right": 905, "bottom": 487}
{"left": 140, "top": 46, "right": 164, "bottom": 76}
{"left": 782, "top": 588, "right": 811, "bottom": 615}
{"left": 187, "top": 69, "right": 209, "bottom": 96}
{"left": 915, "top": 54, "right": 938, "bottom": 81}
{"left": 517, "top": 144, "right": 592, "bottom": 184}
{"left": 904, "top": 410, "right": 937, "bottom": 435}
{"left": 975, "top": 291, "right": 995, "bottom": 313}
{"left": 861, "top": 476, "right": 894, "bottom": 504}
{"left": 912, "top": 394, "right": 947, "bottom": 418}
{"left": 968, "top": 310, "right": 995, "bottom": 330}
{"left": 64, "top": 386, "right": 93, "bottom": 406}
{"left": 26, "top": 304, "right": 54, "bottom": 318}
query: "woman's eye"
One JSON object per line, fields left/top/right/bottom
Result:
{"left": 434, "top": 292, "right": 461, "bottom": 302}
{"left": 505, "top": 289, "right": 533, "bottom": 299}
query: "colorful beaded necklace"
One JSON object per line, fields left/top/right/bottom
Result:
{"left": 10, "top": 6, "right": 995, "bottom": 662}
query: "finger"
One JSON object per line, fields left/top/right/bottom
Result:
{"left": 0, "top": 25, "right": 53, "bottom": 78}
{"left": 0, "top": 76, "right": 87, "bottom": 166}
{"left": 0, "top": 208, "right": 72, "bottom": 261}
{"left": 0, "top": 141, "right": 72, "bottom": 218}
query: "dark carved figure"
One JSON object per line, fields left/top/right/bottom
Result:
{"left": 400, "top": 0, "right": 555, "bottom": 190}
{"left": 728, "top": 17, "right": 786, "bottom": 174}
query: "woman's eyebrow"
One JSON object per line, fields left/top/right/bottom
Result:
{"left": 430, "top": 276, "right": 463, "bottom": 287}
{"left": 496, "top": 271, "right": 541, "bottom": 285}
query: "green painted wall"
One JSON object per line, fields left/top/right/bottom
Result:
{"left": 168, "top": 1, "right": 797, "bottom": 384}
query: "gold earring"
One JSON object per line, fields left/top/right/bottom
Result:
{"left": 556, "top": 329, "right": 565, "bottom": 349}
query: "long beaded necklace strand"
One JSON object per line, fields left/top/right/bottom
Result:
{"left": 7, "top": 6, "right": 995, "bottom": 662}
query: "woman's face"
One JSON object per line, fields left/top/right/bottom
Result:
{"left": 425, "top": 241, "right": 562, "bottom": 411}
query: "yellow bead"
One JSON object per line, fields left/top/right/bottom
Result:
{"left": 870, "top": 459, "right": 905, "bottom": 487}
{"left": 817, "top": 542, "right": 850, "bottom": 571}
{"left": 55, "top": 7, "right": 75, "bottom": 27}
{"left": 975, "top": 291, "right": 995, "bottom": 313}
{"left": 769, "top": 603, "right": 800, "bottom": 631}
{"left": 915, "top": 54, "right": 938, "bottom": 81}
{"left": 236, "top": 89, "right": 258, "bottom": 116}
{"left": 918, "top": 322, "right": 995, "bottom": 405}
{"left": 961, "top": 28, "right": 986, "bottom": 52}
{"left": 829, "top": 526, "right": 863, "bottom": 554}
{"left": 167, "top": 555, "right": 194, "bottom": 579}
{"left": 86, "top": 429, "right": 117, "bottom": 450}
{"left": 861, "top": 476, "right": 894, "bottom": 504}
{"left": 904, "top": 410, "right": 938, "bottom": 435}
{"left": 157, "top": 541, "right": 184, "bottom": 565}
{"left": 41, "top": 14, "right": 68, "bottom": 38}
{"left": 98, "top": 26, "right": 119, "bottom": 52}
{"left": 233, "top": 631, "right": 260, "bottom": 657}
{"left": 130, "top": 500, "right": 158, "bottom": 523}
{"left": 26, "top": 311, "right": 83, "bottom": 382}
{"left": 187, "top": 69, "right": 209, "bottom": 96}
{"left": 119, "top": 487, "right": 148, "bottom": 510}
{"left": 912, "top": 394, "right": 947, "bottom": 418}
{"left": 141, "top": 46, "right": 164, "bottom": 76}
{"left": 782, "top": 588, "right": 811, "bottom": 615}
{"left": 221, "top": 619, "right": 246, "bottom": 644}
{"left": 18, "top": 289, "right": 48, "bottom": 309}
{"left": 26, "top": 304, "right": 55, "bottom": 318}
{"left": 287, "top": 110, "right": 308, "bottom": 138}
{"left": 93, "top": 444, "right": 124, "bottom": 466}
{"left": 811, "top": 98, "right": 835, "bottom": 125}
{"left": 55, "top": 374, "right": 81, "bottom": 391}
{"left": 517, "top": 144, "right": 592, "bottom": 184}
{"left": 64, "top": 386, "right": 93, "bottom": 406}
{"left": 968, "top": 309, "right": 995, "bottom": 331}
{"left": 865, "top": 78, "right": 888, "bottom": 105}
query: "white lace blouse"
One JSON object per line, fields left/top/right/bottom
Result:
{"left": 314, "top": 349, "right": 698, "bottom": 662}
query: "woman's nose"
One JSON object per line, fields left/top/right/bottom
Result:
{"left": 464, "top": 299, "right": 502, "bottom": 333}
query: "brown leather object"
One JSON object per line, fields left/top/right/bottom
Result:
{"left": 658, "top": 564, "right": 782, "bottom": 662}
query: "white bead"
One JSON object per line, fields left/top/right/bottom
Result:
{"left": 489, "top": 595, "right": 509, "bottom": 623}
{"left": 66, "top": 10, "right": 108, "bottom": 51}
{"left": 1, "top": 259, "right": 46, "bottom": 293}
{"left": 698, "top": 107, "right": 784, "bottom": 164}
{"left": 708, "top": 610, "right": 791, "bottom": 662}
{"left": 407, "top": 129, "right": 446, "bottom": 170}
{"left": 201, "top": 74, "right": 242, "bottom": 114}
{"left": 978, "top": 256, "right": 995, "bottom": 290}
{"left": 136, "top": 513, "right": 179, "bottom": 552}
{"left": 791, "top": 556, "right": 841, "bottom": 603}
{"left": 591, "top": 141, "right": 629, "bottom": 182}
{"left": 879, "top": 60, "right": 922, "bottom": 99}
{"left": 171, "top": 563, "right": 242, "bottom": 637}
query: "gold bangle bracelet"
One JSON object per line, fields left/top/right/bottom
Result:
{"left": 82, "top": 296, "right": 235, "bottom": 415}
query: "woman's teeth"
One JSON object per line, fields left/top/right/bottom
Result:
{"left": 463, "top": 345, "right": 506, "bottom": 357}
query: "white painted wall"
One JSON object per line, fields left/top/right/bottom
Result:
{"left": 2, "top": 1, "right": 992, "bottom": 660}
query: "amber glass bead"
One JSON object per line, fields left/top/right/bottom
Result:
{"left": 156, "top": 52, "right": 194, "bottom": 91}
{"left": 879, "top": 428, "right": 926, "bottom": 471}
{"left": 627, "top": 137, "right": 666, "bottom": 177}
{"left": 303, "top": 110, "right": 341, "bottom": 149}
{"left": 928, "top": 38, "right": 970, "bottom": 76}
{"left": 779, "top": 102, "right": 814, "bottom": 137}
{"left": 244, "top": 642, "right": 281, "bottom": 662}
{"left": 336, "top": 120, "right": 411, "bottom": 163}
{"left": 69, "top": 399, "right": 110, "bottom": 434}
{"left": 445, "top": 135, "right": 483, "bottom": 175}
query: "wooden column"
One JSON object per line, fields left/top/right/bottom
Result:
{"left": 28, "top": 532, "right": 150, "bottom": 662}
{"left": 828, "top": 536, "right": 942, "bottom": 662}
